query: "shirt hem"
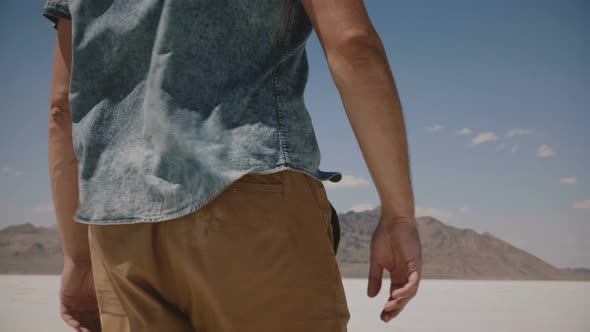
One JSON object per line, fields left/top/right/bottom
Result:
{"left": 42, "top": 2, "right": 72, "bottom": 30}
{"left": 73, "top": 164, "right": 341, "bottom": 225}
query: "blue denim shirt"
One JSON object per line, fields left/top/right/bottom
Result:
{"left": 42, "top": 0, "right": 342, "bottom": 224}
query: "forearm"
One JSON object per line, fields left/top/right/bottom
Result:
{"left": 328, "top": 36, "right": 415, "bottom": 221}
{"left": 48, "top": 104, "right": 89, "bottom": 260}
{"left": 47, "top": 18, "right": 89, "bottom": 261}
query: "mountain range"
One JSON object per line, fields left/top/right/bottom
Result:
{"left": 335, "top": 207, "right": 590, "bottom": 280}
{"left": 1, "top": 207, "right": 589, "bottom": 280}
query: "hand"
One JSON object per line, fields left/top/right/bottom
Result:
{"left": 367, "top": 216, "right": 423, "bottom": 322}
{"left": 60, "top": 257, "right": 101, "bottom": 331}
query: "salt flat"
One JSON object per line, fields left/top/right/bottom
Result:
{"left": 1, "top": 275, "right": 588, "bottom": 332}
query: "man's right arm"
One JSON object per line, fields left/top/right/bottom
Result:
{"left": 300, "top": 0, "right": 415, "bottom": 221}
{"left": 301, "top": 0, "right": 422, "bottom": 323}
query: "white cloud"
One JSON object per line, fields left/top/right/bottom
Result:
{"left": 1, "top": 166, "right": 23, "bottom": 177}
{"left": 32, "top": 203, "right": 54, "bottom": 213}
{"left": 323, "top": 174, "right": 371, "bottom": 189}
{"left": 415, "top": 206, "right": 453, "bottom": 221}
{"left": 511, "top": 144, "right": 519, "bottom": 154}
{"left": 472, "top": 131, "right": 499, "bottom": 145}
{"left": 349, "top": 203, "right": 376, "bottom": 212}
{"left": 506, "top": 128, "right": 534, "bottom": 138}
{"left": 426, "top": 124, "right": 445, "bottom": 132}
{"left": 537, "top": 144, "right": 555, "bottom": 158}
{"left": 456, "top": 128, "right": 473, "bottom": 136}
{"left": 573, "top": 200, "right": 590, "bottom": 210}
{"left": 560, "top": 177, "right": 577, "bottom": 185}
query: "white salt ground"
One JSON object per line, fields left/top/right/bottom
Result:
{"left": 1, "top": 275, "right": 588, "bottom": 332}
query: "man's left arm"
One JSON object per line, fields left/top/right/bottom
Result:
{"left": 48, "top": 17, "right": 90, "bottom": 262}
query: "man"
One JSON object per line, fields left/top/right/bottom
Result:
{"left": 44, "top": 0, "right": 422, "bottom": 331}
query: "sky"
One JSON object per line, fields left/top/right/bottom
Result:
{"left": 0, "top": 0, "right": 588, "bottom": 268}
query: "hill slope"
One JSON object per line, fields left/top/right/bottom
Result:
{"left": 336, "top": 207, "right": 590, "bottom": 280}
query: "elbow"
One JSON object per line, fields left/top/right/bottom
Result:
{"left": 48, "top": 104, "right": 77, "bottom": 174}
{"left": 325, "top": 28, "right": 388, "bottom": 78}
{"left": 48, "top": 88, "right": 71, "bottom": 127}
{"left": 49, "top": 103, "right": 71, "bottom": 127}
{"left": 48, "top": 103, "right": 72, "bottom": 136}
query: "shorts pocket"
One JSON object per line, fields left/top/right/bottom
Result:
{"left": 301, "top": 173, "right": 337, "bottom": 255}
{"left": 229, "top": 171, "right": 284, "bottom": 193}
{"left": 301, "top": 173, "right": 331, "bottom": 211}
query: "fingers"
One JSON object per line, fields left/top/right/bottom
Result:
{"left": 367, "top": 259, "right": 383, "bottom": 298}
{"left": 391, "top": 269, "right": 420, "bottom": 299}
{"left": 387, "top": 261, "right": 407, "bottom": 300}
{"left": 62, "top": 312, "right": 82, "bottom": 330}
{"left": 381, "top": 287, "right": 410, "bottom": 322}
{"left": 382, "top": 293, "right": 411, "bottom": 312}
{"left": 383, "top": 278, "right": 414, "bottom": 313}
{"left": 62, "top": 308, "right": 101, "bottom": 332}
{"left": 379, "top": 263, "right": 420, "bottom": 322}
{"left": 381, "top": 306, "right": 402, "bottom": 322}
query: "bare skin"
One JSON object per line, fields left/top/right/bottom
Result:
{"left": 301, "top": 0, "right": 423, "bottom": 322}
{"left": 48, "top": 18, "right": 100, "bottom": 331}
{"left": 49, "top": 0, "right": 421, "bottom": 328}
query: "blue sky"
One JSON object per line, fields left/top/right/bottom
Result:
{"left": 0, "top": 0, "right": 588, "bottom": 268}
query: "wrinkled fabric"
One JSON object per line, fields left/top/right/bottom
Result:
{"left": 88, "top": 170, "right": 350, "bottom": 331}
{"left": 42, "top": 0, "right": 342, "bottom": 224}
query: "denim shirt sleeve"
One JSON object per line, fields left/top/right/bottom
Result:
{"left": 42, "top": 0, "right": 71, "bottom": 30}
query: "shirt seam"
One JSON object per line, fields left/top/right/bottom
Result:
{"left": 272, "top": 71, "right": 288, "bottom": 163}
{"left": 271, "top": 4, "right": 295, "bottom": 165}
{"left": 44, "top": 1, "right": 71, "bottom": 14}
{"left": 46, "top": 1, "right": 69, "bottom": 10}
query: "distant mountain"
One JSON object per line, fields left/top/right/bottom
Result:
{"left": 1, "top": 212, "right": 589, "bottom": 280}
{"left": 0, "top": 223, "right": 64, "bottom": 274}
{"left": 335, "top": 207, "right": 590, "bottom": 280}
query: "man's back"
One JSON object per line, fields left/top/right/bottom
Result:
{"left": 44, "top": 0, "right": 423, "bottom": 331}
{"left": 44, "top": 0, "right": 342, "bottom": 224}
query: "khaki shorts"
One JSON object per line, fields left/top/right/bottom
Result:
{"left": 88, "top": 169, "right": 350, "bottom": 332}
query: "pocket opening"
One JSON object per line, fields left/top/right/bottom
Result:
{"left": 229, "top": 171, "right": 284, "bottom": 193}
